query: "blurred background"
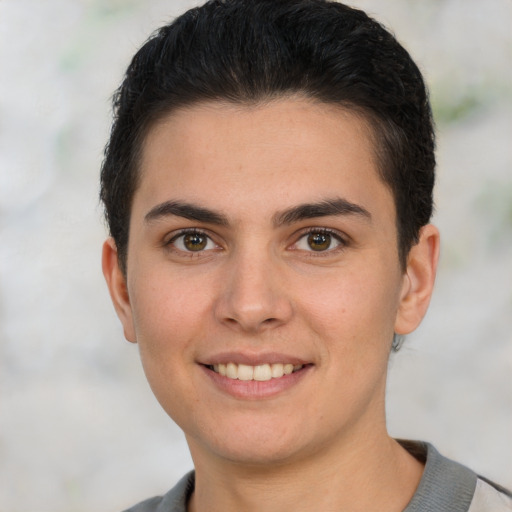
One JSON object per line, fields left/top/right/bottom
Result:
{"left": 0, "top": 0, "right": 511, "bottom": 510}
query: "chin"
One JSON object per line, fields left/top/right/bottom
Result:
{"left": 206, "top": 441, "right": 306, "bottom": 467}
{"left": 186, "top": 417, "right": 315, "bottom": 468}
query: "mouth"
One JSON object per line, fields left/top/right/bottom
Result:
{"left": 205, "top": 362, "right": 305, "bottom": 382}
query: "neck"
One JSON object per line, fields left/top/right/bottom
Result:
{"left": 187, "top": 429, "right": 424, "bottom": 512}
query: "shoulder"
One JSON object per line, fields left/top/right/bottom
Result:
{"left": 400, "top": 440, "right": 512, "bottom": 512}
{"left": 468, "top": 478, "right": 512, "bottom": 512}
{"left": 122, "top": 496, "right": 163, "bottom": 512}
{"left": 122, "top": 472, "right": 195, "bottom": 512}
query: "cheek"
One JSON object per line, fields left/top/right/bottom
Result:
{"left": 128, "top": 272, "right": 213, "bottom": 357}
{"left": 297, "top": 267, "right": 401, "bottom": 351}
{"left": 127, "top": 276, "right": 208, "bottom": 417}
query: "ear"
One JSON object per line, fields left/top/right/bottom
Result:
{"left": 394, "top": 224, "right": 440, "bottom": 335}
{"left": 102, "top": 238, "right": 137, "bottom": 343}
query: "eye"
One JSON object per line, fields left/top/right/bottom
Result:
{"left": 294, "top": 229, "right": 345, "bottom": 252}
{"left": 169, "top": 230, "right": 217, "bottom": 252}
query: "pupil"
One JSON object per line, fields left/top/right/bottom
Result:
{"left": 308, "top": 232, "right": 331, "bottom": 251}
{"left": 184, "top": 233, "right": 207, "bottom": 251}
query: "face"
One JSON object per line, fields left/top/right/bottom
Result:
{"left": 103, "top": 98, "right": 438, "bottom": 468}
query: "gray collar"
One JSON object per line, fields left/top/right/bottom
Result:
{"left": 400, "top": 440, "right": 477, "bottom": 512}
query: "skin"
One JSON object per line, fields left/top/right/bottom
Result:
{"left": 103, "top": 98, "right": 439, "bottom": 512}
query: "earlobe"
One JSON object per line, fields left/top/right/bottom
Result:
{"left": 101, "top": 238, "right": 137, "bottom": 343}
{"left": 395, "top": 224, "right": 440, "bottom": 335}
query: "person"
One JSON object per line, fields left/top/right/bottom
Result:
{"left": 100, "top": 1, "right": 512, "bottom": 510}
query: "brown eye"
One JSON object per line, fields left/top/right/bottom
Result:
{"left": 170, "top": 231, "right": 216, "bottom": 253}
{"left": 307, "top": 232, "right": 333, "bottom": 251}
{"left": 183, "top": 233, "right": 208, "bottom": 251}
{"left": 293, "top": 229, "right": 344, "bottom": 253}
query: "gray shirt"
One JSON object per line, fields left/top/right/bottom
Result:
{"left": 123, "top": 441, "right": 512, "bottom": 512}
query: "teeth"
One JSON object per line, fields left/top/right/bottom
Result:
{"left": 212, "top": 362, "right": 304, "bottom": 381}
{"left": 271, "top": 364, "right": 284, "bottom": 378}
{"left": 226, "top": 363, "right": 237, "bottom": 379}
{"left": 253, "top": 364, "right": 271, "bottom": 381}
{"left": 283, "top": 363, "right": 294, "bottom": 375}
{"left": 237, "top": 364, "right": 254, "bottom": 381}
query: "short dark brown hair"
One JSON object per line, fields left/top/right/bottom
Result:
{"left": 100, "top": 0, "right": 435, "bottom": 273}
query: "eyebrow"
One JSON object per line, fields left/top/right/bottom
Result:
{"left": 144, "top": 197, "right": 371, "bottom": 227}
{"left": 273, "top": 198, "right": 371, "bottom": 226}
{"left": 145, "top": 200, "right": 229, "bottom": 226}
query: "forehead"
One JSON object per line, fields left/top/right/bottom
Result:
{"left": 134, "top": 98, "right": 394, "bottom": 225}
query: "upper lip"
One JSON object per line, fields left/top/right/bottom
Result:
{"left": 199, "top": 351, "right": 311, "bottom": 366}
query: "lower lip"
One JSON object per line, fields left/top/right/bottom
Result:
{"left": 201, "top": 365, "right": 312, "bottom": 399}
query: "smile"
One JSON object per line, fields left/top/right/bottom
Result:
{"left": 207, "top": 363, "right": 304, "bottom": 381}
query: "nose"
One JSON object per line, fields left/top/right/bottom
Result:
{"left": 214, "top": 250, "right": 293, "bottom": 333}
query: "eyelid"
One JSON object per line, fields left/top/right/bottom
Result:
{"left": 289, "top": 227, "right": 349, "bottom": 254}
{"left": 164, "top": 228, "right": 221, "bottom": 253}
{"left": 162, "top": 226, "right": 349, "bottom": 255}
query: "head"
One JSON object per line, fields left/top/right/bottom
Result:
{"left": 100, "top": 0, "right": 435, "bottom": 275}
{"left": 101, "top": 0, "right": 440, "bottom": 467}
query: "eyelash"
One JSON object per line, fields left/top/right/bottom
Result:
{"left": 164, "top": 227, "right": 349, "bottom": 256}
{"left": 165, "top": 229, "right": 219, "bottom": 255}
{"left": 292, "top": 228, "right": 348, "bottom": 255}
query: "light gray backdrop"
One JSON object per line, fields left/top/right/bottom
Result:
{"left": 0, "top": 1, "right": 511, "bottom": 511}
